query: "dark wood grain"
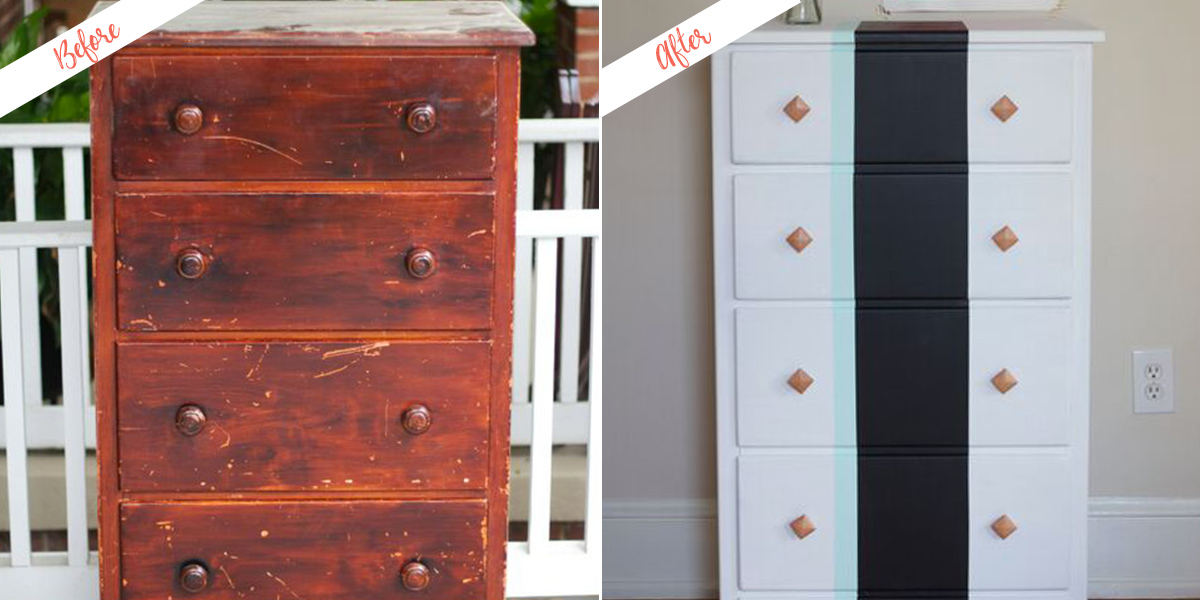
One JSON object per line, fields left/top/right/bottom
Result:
{"left": 120, "top": 500, "right": 487, "bottom": 600}
{"left": 117, "top": 341, "right": 491, "bottom": 492}
{"left": 115, "top": 192, "right": 495, "bottom": 331}
{"left": 113, "top": 54, "right": 497, "bottom": 180}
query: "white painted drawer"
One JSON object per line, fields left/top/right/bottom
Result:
{"left": 734, "top": 172, "right": 852, "bottom": 300}
{"left": 969, "top": 50, "right": 1075, "bottom": 163}
{"left": 970, "top": 305, "right": 1072, "bottom": 446}
{"left": 969, "top": 171, "right": 1073, "bottom": 299}
{"left": 735, "top": 307, "right": 852, "bottom": 447}
{"left": 970, "top": 454, "right": 1072, "bottom": 590}
{"left": 730, "top": 49, "right": 847, "bottom": 165}
{"left": 737, "top": 454, "right": 850, "bottom": 591}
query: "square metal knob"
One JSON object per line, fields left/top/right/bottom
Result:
{"left": 786, "top": 226, "right": 813, "bottom": 254}
{"left": 991, "top": 95, "right": 1019, "bottom": 122}
{"left": 783, "top": 95, "right": 811, "bottom": 123}
{"left": 991, "top": 369, "right": 1018, "bottom": 394}
{"left": 788, "top": 368, "right": 814, "bottom": 395}
{"left": 991, "top": 514, "right": 1018, "bottom": 539}
{"left": 789, "top": 515, "right": 816, "bottom": 539}
{"left": 992, "top": 226, "right": 1019, "bottom": 252}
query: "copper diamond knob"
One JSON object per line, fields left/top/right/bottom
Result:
{"left": 991, "top": 95, "right": 1019, "bottom": 123}
{"left": 783, "top": 95, "right": 811, "bottom": 123}
{"left": 991, "top": 369, "right": 1019, "bottom": 394}
{"left": 786, "top": 226, "right": 813, "bottom": 254}
{"left": 788, "top": 368, "right": 814, "bottom": 395}
{"left": 789, "top": 515, "right": 816, "bottom": 539}
{"left": 991, "top": 514, "right": 1018, "bottom": 539}
{"left": 992, "top": 226, "right": 1019, "bottom": 252}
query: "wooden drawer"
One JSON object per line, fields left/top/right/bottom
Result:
{"left": 733, "top": 172, "right": 853, "bottom": 300}
{"left": 970, "top": 305, "right": 1071, "bottom": 446}
{"left": 730, "top": 49, "right": 850, "bottom": 165}
{"left": 120, "top": 499, "right": 487, "bottom": 600}
{"left": 735, "top": 306, "right": 850, "bottom": 447}
{"left": 969, "top": 454, "right": 1071, "bottom": 590}
{"left": 969, "top": 50, "right": 1074, "bottom": 163}
{"left": 112, "top": 55, "right": 497, "bottom": 180}
{"left": 115, "top": 193, "right": 494, "bottom": 331}
{"left": 117, "top": 341, "right": 490, "bottom": 493}
{"left": 969, "top": 171, "right": 1073, "bottom": 299}
{"left": 736, "top": 454, "right": 850, "bottom": 591}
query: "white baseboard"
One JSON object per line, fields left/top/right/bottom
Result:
{"left": 603, "top": 499, "right": 718, "bottom": 599}
{"left": 603, "top": 497, "right": 1200, "bottom": 599}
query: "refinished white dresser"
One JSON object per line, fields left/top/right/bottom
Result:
{"left": 711, "top": 18, "right": 1103, "bottom": 600}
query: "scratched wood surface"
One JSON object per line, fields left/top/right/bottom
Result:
{"left": 115, "top": 192, "right": 495, "bottom": 331}
{"left": 117, "top": 341, "right": 491, "bottom": 493}
{"left": 112, "top": 54, "right": 497, "bottom": 181}
{"left": 90, "top": 1, "right": 535, "bottom": 48}
{"left": 120, "top": 500, "right": 488, "bottom": 600}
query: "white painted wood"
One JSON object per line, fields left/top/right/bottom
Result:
{"left": 730, "top": 49, "right": 838, "bottom": 165}
{"left": 969, "top": 171, "right": 1073, "bottom": 299}
{"left": 969, "top": 49, "right": 1075, "bottom": 164}
{"left": 57, "top": 245, "right": 90, "bottom": 567}
{"left": 970, "top": 304, "right": 1071, "bottom": 446}
{"left": 737, "top": 455, "right": 838, "bottom": 590}
{"left": 0, "top": 405, "right": 97, "bottom": 449}
{"left": 558, "top": 143, "right": 585, "bottom": 404}
{"left": 12, "top": 148, "right": 43, "bottom": 409}
{"left": 0, "top": 564, "right": 99, "bottom": 599}
{"left": 506, "top": 541, "right": 600, "bottom": 597}
{"left": 1, "top": 248, "right": 33, "bottom": 567}
{"left": 516, "top": 209, "right": 601, "bottom": 238}
{"left": 513, "top": 143, "right": 535, "bottom": 405}
{"left": 0, "top": 221, "right": 91, "bottom": 249}
{"left": 883, "top": 0, "right": 1060, "bottom": 13}
{"left": 733, "top": 173, "right": 837, "bottom": 299}
{"left": 733, "top": 18, "right": 1104, "bottom": 46}
{"left": 969, "top": 453, "right": 1071, "bottom": 590}
{"left": 735, "top": 307, "right": 840, "bottom": 447}
{"left": 0, "top": 124, "right": 90, "bottom": 148}
{"left": 527, "top": 238, "right": 559, "bottom": 554}
{"left": 518, "top": 118, "right": 600, "bottom": 143}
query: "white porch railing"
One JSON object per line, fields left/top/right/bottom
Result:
{"left": 0, "top": 119, "right": 600, "bottom": 599}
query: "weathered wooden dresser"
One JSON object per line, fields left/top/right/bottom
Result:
{"left": 89, "top": 2, "right": 532, "bottom": 599}
{"left": 711, "top": 18, "right": 1102, "bottom": 600}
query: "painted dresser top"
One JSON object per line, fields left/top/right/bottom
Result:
{"left": 735, "top": 16, "right": 1104, "bottom": 44}
{"left": 88, "top": 0, "right": 535, "bottom": 47}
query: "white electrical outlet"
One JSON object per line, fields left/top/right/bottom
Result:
{"left": 1133, "top": 348, "right": 1175, "bottom": 414}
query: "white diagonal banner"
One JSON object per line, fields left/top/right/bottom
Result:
{"left": 599, "top": 0, "right": 800, "bottom": 117}
{"left": 0, "top": 0, "right": 204, "bottom": 119}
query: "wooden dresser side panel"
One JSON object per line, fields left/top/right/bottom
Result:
{"left": 90, "top": 53, "right": 122, "bottom": 600}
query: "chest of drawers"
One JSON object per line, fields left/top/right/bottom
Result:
{"left": 711, "top": 19, "right": 1101, "bottom": 599}
{"left": 89, "top": 2, "right": 532, "bottom": 599}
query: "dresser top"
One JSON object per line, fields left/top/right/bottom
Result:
{"left": 734, "top": 16, "right": 1103, "bottom": 44}
{"left": 89, "top": 0, "right": 535, "bottom": 48}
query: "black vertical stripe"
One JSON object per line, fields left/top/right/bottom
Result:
{"left": 854, "top": 22, "right": 969, "bottom": 599}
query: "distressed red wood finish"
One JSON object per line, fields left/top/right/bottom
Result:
{"left": 115, "top": 193, "right": 495, "bottom": 331}
{"left": 89, "top": 3, "right": 531, "bottom": 600}
{"left": 120, "top": 500, "right": 487, "bottom": 600}
{"left": 117, "top": 341, "right": 492, "bottom": 492}
{"left": 113, "top": 55, "right": 498, "bottom": 181}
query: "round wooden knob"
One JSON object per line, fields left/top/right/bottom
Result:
{"left": 402, "top": 405, "right": 432, "bottom": 435}
{"left": 407, "top": 103, "right": 437, "bottom": 134}
{"left": 406, "top": 247, "right": 437, "bottom": 279}
{"left": 401, "top": 561, "right": 431, "bottom": 591}
{"left": 175, "top": 404, "right": 207, "bottom": 437}
{"left": 179, "top": 562, "right": 209, "bottom": 593}
{"left": 176, "top": 248, "right": 208, "bottom": 279}
{"left": 174, "top": 104, "right": 204, "bottom": 135}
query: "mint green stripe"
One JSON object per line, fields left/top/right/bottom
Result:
{"left": 830, "top": 27, "right": 857, "bottom": 597}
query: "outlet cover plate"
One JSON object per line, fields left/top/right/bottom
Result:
{"left": 1133, "top": 348, "right": 1175, "bottom": 414}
